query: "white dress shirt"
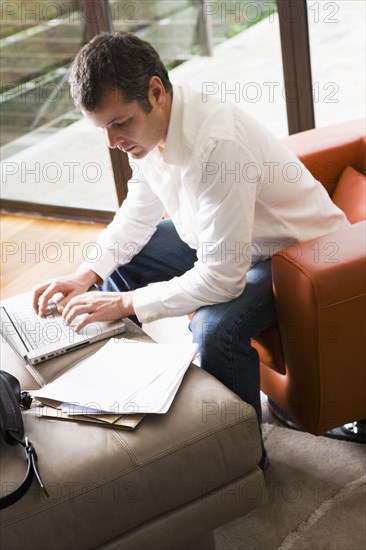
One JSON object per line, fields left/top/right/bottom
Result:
{"left": 82, "top": 83, "right": 349, "bottom": 323}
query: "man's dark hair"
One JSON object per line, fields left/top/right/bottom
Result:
{"left": 69, "top": 32, "right": 172, "bottom": 112}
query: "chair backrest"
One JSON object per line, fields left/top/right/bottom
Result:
{"left": 283, "top": 118, "right": 366, "bottom": 196}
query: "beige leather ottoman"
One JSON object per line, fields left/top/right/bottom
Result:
{"left": 1, "top": 320, "right": 266, "bottom": 549}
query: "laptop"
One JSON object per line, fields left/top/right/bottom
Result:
{"left": 1, "top": 292, "right": 126, "bottom": 365}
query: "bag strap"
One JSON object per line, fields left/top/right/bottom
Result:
{"left": 0, "top": 372, "right": 49, "bottom": 509}
{"left": 0, "top": 437, "right": 49, "bottom": 509}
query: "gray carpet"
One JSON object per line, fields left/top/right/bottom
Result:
{"left": 215, "top": 423, "right": 366, "bottom": 550}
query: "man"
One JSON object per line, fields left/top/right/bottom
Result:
{"left": 33, "top": 33, "right": 348, "bottom": 467}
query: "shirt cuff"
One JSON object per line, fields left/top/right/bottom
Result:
{"left": 80, "top": 254, "right": 116, "bottom": 283}
{"left": 133, "top": 284, "right": 166, "bottom": 324}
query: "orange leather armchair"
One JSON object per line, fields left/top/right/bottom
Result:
{"left": 253, "top": 118, "right": 366, "bottom": 435}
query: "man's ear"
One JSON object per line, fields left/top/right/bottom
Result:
{"left": 149, "top": 76, "right": 165, "bottom": 105}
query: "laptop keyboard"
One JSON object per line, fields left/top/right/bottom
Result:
{"left": 11, "top": 302, "right": 77, "bottom": 350}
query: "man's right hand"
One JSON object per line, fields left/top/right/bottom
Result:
{"left": 32, "top": 268, "right": 100, "bottom": 317}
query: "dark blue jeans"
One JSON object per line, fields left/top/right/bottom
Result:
{"left": 103, "top": 219, "right": 277, "bottom": 423}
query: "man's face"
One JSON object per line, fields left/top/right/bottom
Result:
{"left": 83, "top": 78, "right": 169, "bottom": 159}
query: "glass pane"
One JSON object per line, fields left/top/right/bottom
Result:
{"left": 174, "top": 1, "right": 287, "bottom": 138}
{"left": 0, "top": 0, "right": 118, "bottom": 211}
{"left": 308, "top": 0, "right": 366, "bottom": 127}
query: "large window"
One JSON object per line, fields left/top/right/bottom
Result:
{"left": 2, "top": 1, "right": 363, "bottom": 220}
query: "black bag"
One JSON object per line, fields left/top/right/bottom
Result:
{"left": 0, "top": 371, "right": 49, "bottom": 509}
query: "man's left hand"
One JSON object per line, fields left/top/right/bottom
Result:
{"left": 61, "top": 291, "right": 135, "bottom": 332}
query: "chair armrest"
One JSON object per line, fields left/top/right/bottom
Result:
{"left": 271, "top": 221, "right": 366, "bottom": 433}
{"left": 273, "top": 221, "right": 365, "bottom": 309}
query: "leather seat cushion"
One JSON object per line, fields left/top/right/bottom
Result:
{"left": 331, "top": 165, "right": 366, "bottom": 223}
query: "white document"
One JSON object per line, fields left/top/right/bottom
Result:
{"left": 31, "top": 340, "right": 198, "bottom": 414}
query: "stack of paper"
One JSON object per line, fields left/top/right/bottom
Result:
{"left": 35, "top": 406, "right": 144, "bottom": 430}
{"left": 31, "top": 340, "right": 198, "bottom": 417}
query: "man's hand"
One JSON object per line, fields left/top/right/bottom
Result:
{"left": 62, "top": 291, "right": 135, "bottom": 332}
{"left": 33, "top": 268, "right": 99, "bottom": 316}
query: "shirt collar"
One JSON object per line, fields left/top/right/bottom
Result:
{"left": 160, "top": 83, "right": 184, "bottom": 165}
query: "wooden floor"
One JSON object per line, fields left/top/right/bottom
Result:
{"left": 0, "top": 213, "right": 105, "bottom": 299}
